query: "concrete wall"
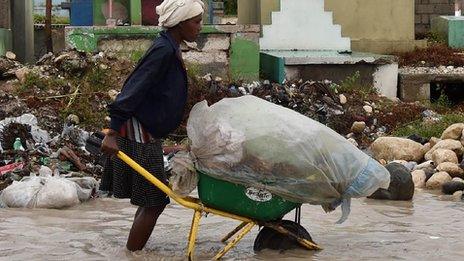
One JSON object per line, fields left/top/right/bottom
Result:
{"left": 415, "top": 0, "right": 455, "bottom": 35}
{"left": 65, "top": 25, "right": 260, "bottom": 81}
{"left": 0, "top": 29, "right": 12, "bottom": 56}
{"left": 260, "top": 0, "right": 350, "bottom": 51}
{"left": 34, "top": 26, "right": 66, "bottom": 60}
{"left": 0, "top": 0, "right": 10, "bottom": 29}
{"left": 238, "top": 0, "right": 426, "bottom": 53}
{"left": 11, "top": 0, "right": 34, "bottom": 63}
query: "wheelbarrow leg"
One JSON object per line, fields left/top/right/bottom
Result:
{"left": 187, "top": 210, "right": 202, "bottom": 260}
{"left": 214, "top": 222, "right": 255, "bottom": 260}
{"left": 221, "top": 222, "right": 248, "bottom": 243}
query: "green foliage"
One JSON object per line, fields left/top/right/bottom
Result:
{"left": 130, "top": 50, "right": 146, "bottom": 62}
{"left": 17, "top": 72, "right": 66, "bottom": 95}
{"left": 333, "top": 71, "right": 376, "bottom": 96}
{"left": 433, "top": 92, "right": 453, "bottom": 109}
{"left": 224, "top": 0, "right": 238, "bottom": 15}
{"left": 392, "top": 113, "right": 464, "bottom": 139}
{"left": 425, "top": 31, "right": 447, "bottom": 45}
{"left": 33, "top": 14, "right": 70, "bottom": 24}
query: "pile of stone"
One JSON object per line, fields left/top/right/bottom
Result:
{"left": 370, "top": 123, "right": 464, "bottom": 197}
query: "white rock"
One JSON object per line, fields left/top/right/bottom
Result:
{"left": 5, "top": 51, "right": 16, "bottom": 60}
{"left": 426, "top": 172, "right": 452, "bottom": 190}
{"left": 363, "top": 105, "right": 373, "bottom": 114}
{"left": 412, "top": 170, "right": 426, "bottom": 188}
{"left": 347, "top": 138, "right": 358, "bottom": 147}
{"left": 452, "top": 177, "right": 464, "bottom": 183}
{"left": 437, "top": 162, "right": 464, "bottom": 177}
{"left": 339, "top": 94, "right": 347, "bottom": 104}
{"left": 425, "top": 139, "right": 463, "bottom": 160}
{"left": 66, "top": 114, "right": 80, "bottom": 125}
{"left": 108, "top": 89, "right": 119, "bottom": 101}
{"left": 99, "top": 64, "right": 109, "bottom": 70}
{"left": 441, "top": 123, "right": 464, "bottom": 140}
{"left": 214, "top": 77, "right": 223, "bottom": 82}
{"left": 422, "top": 143, "right": 432, "bottom": 155}
{"left": 346, "top": 133, "right": 355, "bottom": 139}
{"left": 432, "top": 149, "right": 459, "bottom": 165}
{"left": 414, "top": 160, "right": 434, "bottom": 171}
{"left": 15, "top": 67, "right": 31, "bottom": 83}
{"left": 350, "top": 121, "right": 366, "bottom": 134}
{"left": 370, "top": 137, "right": 425, "bottom": 162}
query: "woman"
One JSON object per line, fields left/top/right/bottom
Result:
{"left": 100, "top": 0, "right": 204, "bottom": 252}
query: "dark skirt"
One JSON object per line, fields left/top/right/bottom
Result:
{"left": 100, "top": 137, "right": 170, "bottom": 207}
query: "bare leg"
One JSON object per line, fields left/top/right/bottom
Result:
{"left": 126, "top": 205, "right": 166, "bottom": 251}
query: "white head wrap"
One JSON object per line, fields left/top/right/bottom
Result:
{"left": 156, "top": 0, "right": 205, "bottom": 28}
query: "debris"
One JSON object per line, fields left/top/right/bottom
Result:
{"left": 5, "top": 51, "right": 16, "bottom": 60}
{"left": 0, "top": 163, "right": 24, "bottom": 176}
{"left": 339, "top": 94, "right": 347, "bottom": 104}
{"left": 351, "top": 121, "right": 366, "bottom": 134}
{"left": 58, "top": 146, "right": 87, "bottom": 171}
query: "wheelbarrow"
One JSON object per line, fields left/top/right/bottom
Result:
{"left": 115, "top": 151, "right": 322, "bottom": 260}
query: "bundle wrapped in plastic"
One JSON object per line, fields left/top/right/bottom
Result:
{"left": 187, "top": 96, "right": 390, "bottom": 222}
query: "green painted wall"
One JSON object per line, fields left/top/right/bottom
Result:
{"left": 432, "top": 16, "right": 464, "bottom": 49}
{"left": 260, "top": 52, "right": 284, "bottom": 83}
{"left": 66, "top": 25, "right": 260, "bottom": 81}
{"left": 230, "top": 36, "right": 260, "bottom": 81}
{"left": 0, "top": 29, "right": 12, "bottom": 56}
{"left": 130, "top": 0, "right": 142, "bottom": 25}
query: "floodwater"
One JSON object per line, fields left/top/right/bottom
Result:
{"left": 1, "top": 190, "right": 463, "bottom": 261}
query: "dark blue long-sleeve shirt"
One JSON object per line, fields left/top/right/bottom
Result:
{"left": 109, "top": 31, "right": 188, "bottom": 138}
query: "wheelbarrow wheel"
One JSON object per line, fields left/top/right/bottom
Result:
{"left": 253, "top": 220, "right": 313, "bottom": 252}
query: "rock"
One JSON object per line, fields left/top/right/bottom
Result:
{"left": 339, "top": 94, "right": 347, "bottom": 104}
{"left": 441, "top": 123, "right": 464, "bottom": 140}
{"left": 441, "top": 181, "right": 464, "bottom": 195}
{"left": 363, "top": 105, "right": 373, "bottom": 114}
{"left": 15, "top": 67, "right": 31, "bottom": 83}
{"left": 379, "top": 159, "right": 387, "bottom": 165}
{"left": 368, "top": 163, "right": 414, "bottom": 200}
{"left": 424, "top": 168, "right": 437, "bottom": 182}
{"left": 346, "top": 133, "right": 355, "bottom": 139}
{"left": 429, "top": 137, "right": 441, "bottom": 147}
{"left": 214, "top": 76, "right": 223, "bottom": 82}
{"left": 66, "top": 114, "right": 80, "bottom": 125}
{"left": 452, "top": 190, "right": 463, "bottom": 199}
{"left": 422, "top": 143, "right": 432, "bottom": 155}
{"left": 370, "top": 137, "right": 424, "bottom": 162}
{"left": 350, "top": 121, "right": 366, "bottom": 134}
{"left": 452, "top": 177, "right": 464, "bottom": 183}
{"left": 426, "top": 172, "right": 452, "bottom": 190}
{"left": 414, "top": 160, "right": 434, "bottom": 171}
{"left": 404, "top": 161, "right": 418, "bottom": 171}
{"left": 108, "top": 89, "right": 119, "bottom": 101}
{"left": 391, "top": 160, "right": 408, "bottom": 165}
{"left": 5, "top": 51, "right": 16, "bottom": 60}
{"left": 424, "top": 139, "right": 463, "bottom": 160}
{"left": 202, "top": 73, "right": 212, "bottom": 82}
{"left": 99, "top": 64, "right": 109, "bottom": 70}
{"left": 411, "top": 170, "right": 426, "bottom": 188}
{"left": 432, "top": 149, "right": 459, "bottom": 165}
{"left": 461, "top": 129, "right": 464, "bottom": 146}
{"left": 436, "top": 162, "right": 464, "bottom": 177}
{"left": 347, "top": 138, "right": 358, "bottom": 147}
{"left": 407, "top": 134, "right": 428, "bottom": 145}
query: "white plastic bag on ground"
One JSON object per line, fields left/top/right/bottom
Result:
{"left": 35, "top": 177, "right": 80, "bottom": 208}
{"left": 0, "top": 177, "right": 43, "bottom": 208}
{"left": 169, "top": 151, "right": 198, "bottom": 196}
{"left": 187, "top": 96, "right": 390, "bottom": 222}
{"left": 0, "top": 175, "right": 97, "bottom": 208}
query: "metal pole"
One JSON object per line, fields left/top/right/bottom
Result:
{"left": 45, "top": 0, "right": 53, "bottom": 52}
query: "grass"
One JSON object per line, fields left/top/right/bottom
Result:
{"left": 392, "top": 113, "right": 464, "bottom": 139}
{"left": 34, "top": 14, "right": 70, "bottom": 24}
{"left": 332, "top": 71, "right": 377, "bottom": 98}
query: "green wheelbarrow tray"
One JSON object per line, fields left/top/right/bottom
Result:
{"left": 197, "top": 170, "right": 301, "bottom": 222}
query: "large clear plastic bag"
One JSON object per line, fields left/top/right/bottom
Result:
{"left": 187, "top": 96, "right": 390, "bottom": 222}
{"left": 169, "top": 151, "right": 198, "bottom": 197}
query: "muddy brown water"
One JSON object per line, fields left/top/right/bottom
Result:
{"left": 0, "top": 190, "right": 463, "bottom": 261}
